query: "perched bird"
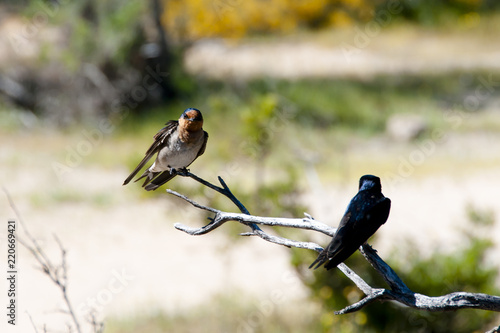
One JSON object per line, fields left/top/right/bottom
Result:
{"left": 123, "top": 108, "right": 208, "bottom": 191}
{"left": 309, "top": 175, "right": 391, "bottom": 270}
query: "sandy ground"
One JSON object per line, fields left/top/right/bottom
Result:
{"left": 184, "top": 29, "right": 500, "bottom": 80}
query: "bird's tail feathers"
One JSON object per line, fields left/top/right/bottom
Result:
{"left": 308, "top": 254, "right": 327, "bottom": 270}
{"left": 144, "top": 171, "right": 176, "bottom": 191}
{"left": 123, "top": 154, "right": 155, "bottom": 186}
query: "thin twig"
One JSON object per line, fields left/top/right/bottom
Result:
{"left": 175, "top": 171, "right": 261, "bottom": 231}
{"left": 166, "top": 189, "right": 219, "bottom": 214}
{"left": 26, "top": 311, "right": 40, "bottom": 333}
{"left": 88, "top": 311, "right": 104, "bottom": 333}
{"left": 217, "top": 176, "right": 251, "bottom": 215}
{"left": 335, "top": 289, "right": 390, "bottom": 315}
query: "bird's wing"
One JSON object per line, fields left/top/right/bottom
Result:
{"left": 196, "top": 131, "right": 209, "bottom": 158}
{"left": 309, "top": 212, "right": 353, "bottom": 269}
{"left": 323, "top": 212, "right": 355, "bottom": 260}
{"left": 322, "top": 212, "right": 368, "bottom": 270}
{"left": 122, "top": 121, "right": 178, "bottom": 185}
{"left": 352, "top": 196, "right": 391, "bottom": 242}
{"left": 147, "top": 120, "right": 178, "bottom": 156}
{"left": 144, "top": 170, "right": 177, "bottom": 191}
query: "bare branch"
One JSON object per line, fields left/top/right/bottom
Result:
{"left": 336, "top": 288, "right": 500, "bottom": 315}
{"left": 169, "top": 193, "right": 326, "bottom": 251}
{"left": 240, "top": 228, "right": 323, "bottom": 250}
{"left": 172, "top": 209, "right": 334, "bottom": 237}
{"left": 175, "top": 170, "right": 261, "bottom": 232}
{"left": 166, "top": 189, "right": 219, "bottom": 214}
{"left": 360, "top": 244, "right": 411, "bottom": 293}
{"left": 336, "top": 263, "right": 374, "bottom": 295}
{"left": 169, "top": 173, "right": 500, "bottom": 321}
{"left": 178, "top": 170, "right": 250, "bottom": 214}
{"left": 335, "top": 289, "right": 390, "bottom": 315}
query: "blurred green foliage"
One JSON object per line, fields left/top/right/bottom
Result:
{"left": 6, "top": 0, "right": 500, "bottom": 124}
{"left": 24, "top": 0, "right": 147, "bottom": 69}
{"left": 394, "top": 0, "right": 500, "bottom": 26}
{"left": 119, "top": 71, "right": 498, "bottom": 140}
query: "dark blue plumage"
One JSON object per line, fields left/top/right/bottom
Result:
{"left": 309, "top": 175, "right": 391, "bottom": 270}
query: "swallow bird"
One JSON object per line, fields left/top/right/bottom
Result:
{"left": 123, "top": 108, "right": 208, "bottom": 191}
{"left": 309, "top": 175, "right": 391, "bottom": 270}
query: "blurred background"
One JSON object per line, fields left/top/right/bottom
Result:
{"left": 1, "top": 0, "right": 500, "bottom": 332}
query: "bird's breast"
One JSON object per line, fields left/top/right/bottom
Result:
{"left": 155, "top": 133, "right": 204, "bottom": 170}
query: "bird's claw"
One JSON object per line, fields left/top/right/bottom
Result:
{"left": 168, "top": 167, "right": 177, "bottom": 175}
{"left": 173, "top": 167, "right": 190, "bottom": 176}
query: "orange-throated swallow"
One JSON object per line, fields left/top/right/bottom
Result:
{"left": 309, "top": 175, "right": 391, "bottom": 270}
{"left": 123, "top": 108, "right": 208, "bottom": 191}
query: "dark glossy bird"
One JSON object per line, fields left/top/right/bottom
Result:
{"left": 123, "top": 108, "right": 208, "bottom": 191}
{"left": 309, "top": 175, "right": 391, "bottom": 270}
